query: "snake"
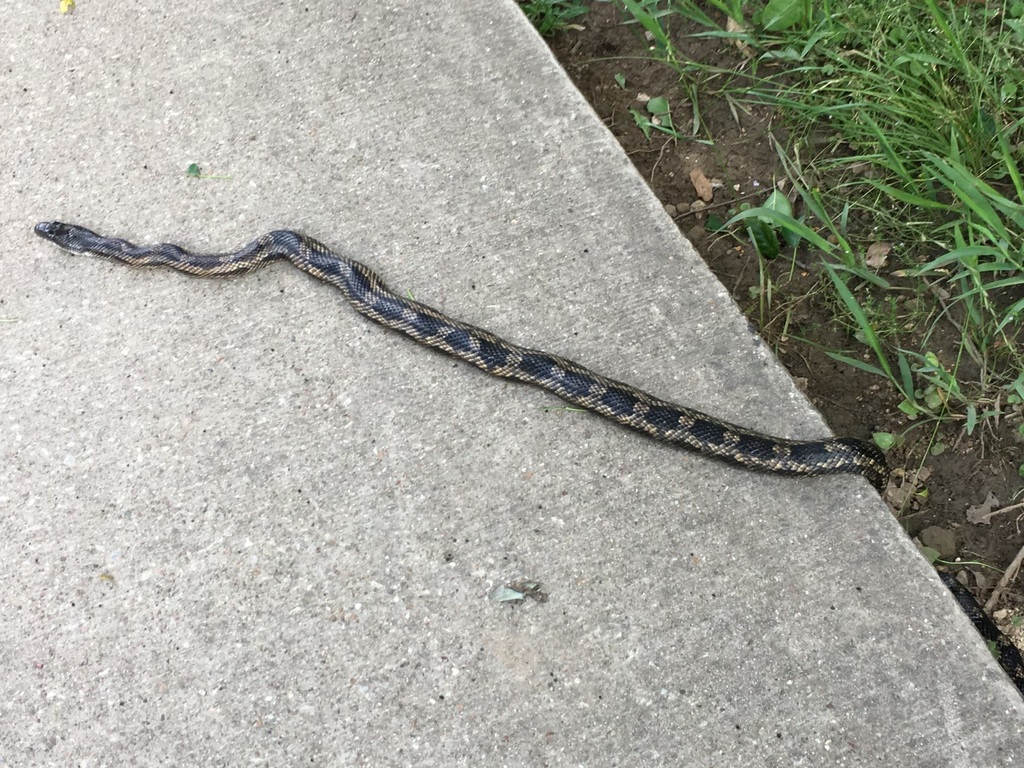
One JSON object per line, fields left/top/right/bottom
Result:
{"left": 36, "top": 222, "right": 1024, "bottom": 695}
{"left": 940, "top": 571, "right": 1024, "bottom": 697}
{"left": 34, "top": 221, "right": 886, "bottom": 488}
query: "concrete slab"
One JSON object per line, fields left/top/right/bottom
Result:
{"left": 2, "top": 0, "right": 1021, "bottom": 764}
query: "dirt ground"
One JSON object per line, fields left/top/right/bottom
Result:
{"left": 544, "top": 4, "right": 1024, "bottom": 618}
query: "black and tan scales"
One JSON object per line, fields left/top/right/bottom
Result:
{"left": 34, "top": 221, "right": 887, "bottom": 489}
{"left": 939, "top": 572, "right": 1024, "bottom": 697}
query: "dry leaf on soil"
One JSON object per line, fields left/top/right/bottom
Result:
{"left": 689, "top": 168, "right": 714, "bottom": 202}
{"left": 966, "top": 491, "right": 1002, "bottom": 525}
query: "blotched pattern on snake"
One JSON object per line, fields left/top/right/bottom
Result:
{"left": 34, "top": 221, "right": 887, "bottom": 488}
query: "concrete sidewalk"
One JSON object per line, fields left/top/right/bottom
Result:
{"left": 2, "top": 0, "right": 1021, "bottom": 764}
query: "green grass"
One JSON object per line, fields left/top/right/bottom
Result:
{"left": 518, "top": 0, "right": 590, "bottom": 36}
{"left": 608, "top": 0, "right": 1024, "bottom": 440}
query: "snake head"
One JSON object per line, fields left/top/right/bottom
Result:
{"left": 34, "top": 221, "right": 99, "bottom": 254}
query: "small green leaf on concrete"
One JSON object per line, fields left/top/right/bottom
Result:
{"left": 491, "top": 586, "right": 526, "bottom": 602}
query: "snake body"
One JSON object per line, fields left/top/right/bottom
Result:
{"left": 34, "top": 221, "right": 886, "bottom": 488}
{"left": 940, "top": 572, "right": 1024, "bottom": 696}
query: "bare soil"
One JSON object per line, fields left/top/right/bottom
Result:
{"left": 544, "top": 3, "right": 1024, "bottom": 613}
